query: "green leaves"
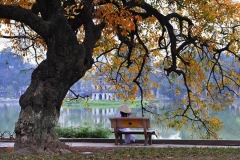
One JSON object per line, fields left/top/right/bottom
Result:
{"left": 55, "top": 123, "right": 112, "bottom": 138}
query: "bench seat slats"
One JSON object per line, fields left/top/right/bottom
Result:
{"left": 109, "top": 117, "right": 155, "bottom": 146}
{"left": 116, "top": 130, "right": 155, "bottom": 134}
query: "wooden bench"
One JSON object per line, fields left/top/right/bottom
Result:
{"left": 109, "top": 117, "right": 156, "bottom": 146}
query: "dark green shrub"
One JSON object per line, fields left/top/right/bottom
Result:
{"left": 90, "top": 123, "right": 112, "bottom": 138}
{"left": 56, "top": 126, "right": 76, "bottom": 138}
{"left": 75, "top": 125, "right": 91, "bottom": 138}
{"left": 56, "top": 123, "right": 112, "bottom": 138}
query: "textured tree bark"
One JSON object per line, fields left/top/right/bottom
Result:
{"left": 0, "top": 0, "right": 103, "bottom": 154}
{"left": 13, "top": 13, "right": 93, "bottom": 154}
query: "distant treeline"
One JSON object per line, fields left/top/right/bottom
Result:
{"left": 0, "top": 49, "right": 34, "bottom": 98}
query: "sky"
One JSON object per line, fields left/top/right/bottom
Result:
{"left": 0, "top": 38, "right": 10, "bottom": 50}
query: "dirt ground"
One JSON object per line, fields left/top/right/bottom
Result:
{"left": 0, "top": 146, "right": 119, "bottom": 155}
{"left": 69, "top": 146, "right": 120, "bottom": 154}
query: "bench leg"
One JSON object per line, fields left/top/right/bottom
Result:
{"left": 144, "top": 135, "right": 148, "bottom": 146}
{"left": 148, "top": 134, "right": 152, "bottom": 145}
{"left": 120, "top": 134, "right": 123, "bottom": 144}
{"left": 114, "top": 133, "right": 118, "bottom": 145}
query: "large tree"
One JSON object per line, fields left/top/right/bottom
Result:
{"left": 0, "top": 0, "right": 239, "bottom": 154}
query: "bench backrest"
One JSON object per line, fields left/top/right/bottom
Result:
{"left": 109, "top": 117, "right": 150, "bottom": 129}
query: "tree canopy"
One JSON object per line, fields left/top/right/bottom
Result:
{"left": 0, "top": 0, "right": 240, "bottom": 153}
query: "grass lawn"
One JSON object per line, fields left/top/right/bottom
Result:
{"left": 62, "top": 99, "right": 147, "bottom": 109}
{"left": 1, "top": 147, "right": 240, "bottom": 160}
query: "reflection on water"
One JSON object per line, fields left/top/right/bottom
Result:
{"left": 58, "top": 108, "right": 118, "bottom": 129}
{"left": 0, "top": 100, "right": 240, "bottom": 140}
{"left": 0, "top": 102, "right": 20, "bottom": 135}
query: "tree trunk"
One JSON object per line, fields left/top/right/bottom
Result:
{"left": 13, "top": 14, "right": 93, "bottom": 154}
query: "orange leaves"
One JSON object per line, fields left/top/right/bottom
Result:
{"left": 5, "top": 147, "right": 13, "bottom": 155}
{"left": 94, "top": 3, "right": 136, "bottom": 37}
{"left": 212, "top": 102, "right": 222, "bottom": 111}
{"left": 0, "top": 18, "right": 10, "bottom": 24}
{"left": 152, "top": 82, "right": 159, "bottom": 88}
{"left": 209, "top": 117, "right": 223, "bottom": 132}
{"left": 1, "top": 0, "right": 33, "bottom": 9}
{"left": 90, "top": 0, "right": 240, "bottom": 140}
{"left": 120, "top": 17, "right": 136, "bottom": 36}
{"left": 121, "top": 29, "right": 128, "bottom": 37}
{"left": 64, "top": 3, "right": 83, "bottom": 19}
{"left": 135, "top": 15, "right": 142, "bottom": 22}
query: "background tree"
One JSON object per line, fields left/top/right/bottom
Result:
{"left": 0, "top": 0, "right": 239, "bottom": 154}
{"left": 0, "top": 49, "right": 33, "bottom": 98}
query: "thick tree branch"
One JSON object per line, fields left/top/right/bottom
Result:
{"left": 0, "top": 5, "right": 49, "bottom": 40}
{"left": 32, "top": 0, "right": 61, "bottom": 21}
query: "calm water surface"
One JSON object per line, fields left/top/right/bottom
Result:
{"left": 0, "top": 100, "right": 240, "bottom": 140}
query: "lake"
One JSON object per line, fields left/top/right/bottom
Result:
{"left": 0, "top": 99, "right": 240, "bottom": 140}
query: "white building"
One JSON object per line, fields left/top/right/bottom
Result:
{"left": 91, "top": 75, "right": 116, "bottom": 100}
